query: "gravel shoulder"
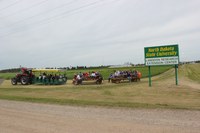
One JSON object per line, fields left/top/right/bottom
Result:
{"left": 0, "top": 100, "right": 200, "bottom": 133}
{"left": 0, "top": 79, "right": 4, "bottom": 85}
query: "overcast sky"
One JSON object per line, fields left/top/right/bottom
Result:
{"left": 0, "top": 0, "right": 200, "bottom": 69}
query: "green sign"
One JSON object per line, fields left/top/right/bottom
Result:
{"left": 144, "top": 44, "right": 179, "bottom": 66}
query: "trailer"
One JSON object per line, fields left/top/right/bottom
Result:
{"left": 108, "top": 70, "right": 142, "bottom": 83}
{"left": 32, "top": 69, "right": 67, "bottom": 85}
{"left": 72, "top": 72, "right": 103, "bottom": 85}
{"left": 11, "top": 68, "right": 67, "bottom": 85}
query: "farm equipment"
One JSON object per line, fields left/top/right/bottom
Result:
{"left": 32, "top": 69, "right": 67, "bottom": 85}
{"left": 108, "top": 70, "right": 142, "bottom": 83}
{"left": 11, "top": 68, "right": 67, "bottom": 85}
{"left": 72, "top": 72, "right": 103, "bottom": 85}
{"left": 11, "top": 68, "right": 35, "bottom": 85}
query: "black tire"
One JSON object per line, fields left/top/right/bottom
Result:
{"left": 96, "top": 80, "right": 99, "bottom": 84}
{"left": 11, "top": 78, "right": 17, "bottom": 85}
{"left": 77, "top": 79, "right": 82, "bottom": 85}
{"left": 98, "top": 80, "right": 102, "bottom": 84}
{"left": 21, "top": 76, "right": 28, "bottom": 85}
{"left": 116, "top": 80, "right": 120, "bottom": 84}
{"left": 98, "top": 78, "right": 103, "bottom": 84}
{"left": 72, "top": 80, "right": 76, "bottom": 85}
{"left": 63, "top": 77, "right": 67, "bottom": 82}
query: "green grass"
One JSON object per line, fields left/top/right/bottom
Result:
{"left": 185, "top": 64, "right": 200, "bottom": 83}
{"left": 0, "top": 66, "right": 172, "bottom": 80}
{"left": 0, "top": 83, "right": 199, "bottom": 110}
{"left": 0, "top": 64, "right": 199, "bottom": 110}
{"left": 0, "top": 73, "right": 16, "bottom": 80}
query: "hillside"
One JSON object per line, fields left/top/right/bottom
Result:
{"left": 179, "top": 63, "right": 200, "bottom": 83}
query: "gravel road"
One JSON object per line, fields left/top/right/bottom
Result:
{"left": 0, "top": 100, "right": 199, "bottom": 133}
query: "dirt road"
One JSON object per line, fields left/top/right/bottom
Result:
{"left": 0, "top": 100, "right": 199, "bottom": 133}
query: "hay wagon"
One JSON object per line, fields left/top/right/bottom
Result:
{"left": 108, "top": 70, "right": 142, "bottom": 83}
{"left": 11, "top": 68, "right": 67, "bottom": 85}
{"left": 72, "top": 72, "right": 103, "bottom": 85}
{"left": 32, "top": 69, "right": 67, "bottom": 85}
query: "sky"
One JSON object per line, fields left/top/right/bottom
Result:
{"left": 0, "top": 0, "right": 200, "bottom": 69}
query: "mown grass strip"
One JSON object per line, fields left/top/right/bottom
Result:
{"left": 0, "top": 94, "right": 197, "bottom": 110}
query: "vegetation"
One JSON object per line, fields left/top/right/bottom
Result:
{"left": 0, "top": 73, "right": 16, "bottom": 80}
{"left": 0, "top": 64, "right": 199, "bottom": 110}
{"left": 0, "top": 79, "right": 199, "bottom": 110}
{"left": 180, "top": 63, "right": 200, "bottom": 83}
{"left": 0, "top": 66, "right": 173, "bottom": 80}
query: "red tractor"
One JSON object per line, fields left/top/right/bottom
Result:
{"left": 11, "top": 68, "right": 35, "bottom": 85}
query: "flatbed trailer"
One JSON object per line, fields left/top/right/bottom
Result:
{"left": 32, "top": 69, "right": 67, "bottom": 85}
{"left": 108, "top": 71, "right": 142, "bottom": 83}
{"left": 72, "top": 72, "right": 103, "bottom": 85}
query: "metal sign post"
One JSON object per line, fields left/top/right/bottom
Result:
{"left": 144, "top": 44, "right": 179, "bottom": 87}
{"left": 175, "top": 65, "right": 178, "bottom": 85}
{"left": 148, "top": 66, "right": 152, "bottom": 87}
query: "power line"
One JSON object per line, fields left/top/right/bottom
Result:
{"left": 0, "top": 0, "right": 78, "bottom": 29}
{"left": 0, "top": 0, "right": 21, "bottom": 12}
{"left": 0, "top": 0, "right": 49, "bottom": 19}
{"left": 29, "top": 0, "right": 103, "bottom": 26}
{"left": 0, "top": 0, "right": 119, "bottom": 37}
{"left": 0, "top": 0, "right": 101, "bottom": 34}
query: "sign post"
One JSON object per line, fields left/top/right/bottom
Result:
{"left": 148, "top": 66, "right": 152, "bottom": 87}
{"left": 175, "top": 65, "right": 178, "bottom": 85}
{"left": 144, "top": 44, "right": 179, "bottom": 87}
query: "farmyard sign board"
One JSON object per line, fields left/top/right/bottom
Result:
{"left": 144, "top": 44, "right": 179, "bottom": 86}
{"left": 144, "top": 44, "right": 179, "bottom": 66}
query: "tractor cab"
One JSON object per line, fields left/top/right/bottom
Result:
{"left": 20, "top": 68, "right": 33, "bottom": 76}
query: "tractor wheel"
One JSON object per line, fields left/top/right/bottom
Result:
{"left": 21, "top": 76, "right": 28, "bottom": 85}
{"left": 97, "top": 78, "right": 103, "bottom": 84}
{"left": 96, "top": 80, "right": 100, "bottom": 84}
{"left": 116, "top": 79, "right": 120, "bottom": 84}
{"left": 99, "top": 80, "right": 102, "bottom": 84}
{"left": 72, "top": 80, "right": 76, "bottom": 85}
{"left": 11, "top": 78, "right": 17, "bottom": 85}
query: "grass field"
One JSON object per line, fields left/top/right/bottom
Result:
{"left": 0, "top": 64, "right": 200, "bottom": 110}
{"left": 0, "top": 65, "right": 172, "bottom": 80}
{"left": 179, "top": 63, "right": 200, "bottom": 83}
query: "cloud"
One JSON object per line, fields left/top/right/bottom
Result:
{"left": 0, "top": 0, "right": 200, "bottom": 69}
